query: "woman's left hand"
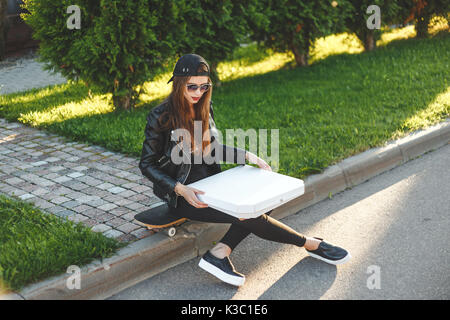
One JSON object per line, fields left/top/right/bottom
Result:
{"left": 246, "top": 152, "right": 272, "bottom": 171}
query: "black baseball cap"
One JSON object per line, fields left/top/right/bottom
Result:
{"left": 167, "top": 53, "right": 210, "bottom": 84}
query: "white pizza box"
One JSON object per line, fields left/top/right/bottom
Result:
{"left": 186, "top": 164, "right": 305, "bottom": 219}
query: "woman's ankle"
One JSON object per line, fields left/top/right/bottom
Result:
{"left": 304, "top": 237, "right": 321, "bottom": 251}
{"left": 210, "top": 242, "right": 232, "bottom": 259}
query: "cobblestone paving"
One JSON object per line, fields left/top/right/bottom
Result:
{"left": 0, "top": 119, "right": 160, "bottom": 242}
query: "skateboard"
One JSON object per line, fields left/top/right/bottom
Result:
{"left": 134, "top": 202, "right": 186, "bottom": 237}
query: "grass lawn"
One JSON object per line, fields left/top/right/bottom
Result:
{"left": 0, "top": 194, "right": 126, "bottom": 293}
{"left": 0, "top": 26, "right": 448, "bottom": 178}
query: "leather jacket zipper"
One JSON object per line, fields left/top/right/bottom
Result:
{"left": 158, "top": 158, "right": 170, "bottom": 168}
{"left": 174, "top": 150, "right": 192, "bottom": 208}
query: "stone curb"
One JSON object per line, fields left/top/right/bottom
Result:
{"left": 2, "top": 119, "right": 449, "bottom": 300}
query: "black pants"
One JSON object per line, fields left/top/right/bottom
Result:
{"left": 170, "top": 197, "right": 307, "bottom": 251}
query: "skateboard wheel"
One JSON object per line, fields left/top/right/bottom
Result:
{"left": 166, "top": 227, "right": 177, "bottom": 237}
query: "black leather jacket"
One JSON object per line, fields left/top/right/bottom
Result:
{"left": 139, "top": 100, "right": 247, "bottom": 208}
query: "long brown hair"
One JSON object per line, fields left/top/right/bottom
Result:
{"left": 158, "top": 63, "right": 213, "bottom": 156}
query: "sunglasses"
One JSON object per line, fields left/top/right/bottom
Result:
{"left": 186, "top": 83, "right": 212, "bottom": 93}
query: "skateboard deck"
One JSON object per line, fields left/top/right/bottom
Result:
{"left": 134, "top": 202, "right": 186, "bottom": 237}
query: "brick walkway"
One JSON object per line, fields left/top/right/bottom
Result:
{"left": 0, "top": 119, "right": 160, "bottom": 242}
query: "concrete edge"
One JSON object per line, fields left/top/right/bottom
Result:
{"left": 2, "top": 118, "right": 449, "bottom": 300}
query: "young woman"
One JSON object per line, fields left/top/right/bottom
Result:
{"left": 139, "top": 54, "right": 350, "bottom": 287}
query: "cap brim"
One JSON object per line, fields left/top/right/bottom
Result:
{"left": 167, "top": 76, "right": 174, "bottom": 84}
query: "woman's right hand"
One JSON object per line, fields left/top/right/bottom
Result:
{"left": 175, "top": 183, "right": 209, "bottom": 208}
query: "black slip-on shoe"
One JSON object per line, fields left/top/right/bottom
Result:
{"left": 198, "top": 251, "right": 245, "bottom": 286}
{"left": 305, "top": 237, "right": 351, "bottom": 265}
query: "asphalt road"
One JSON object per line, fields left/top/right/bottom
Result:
{"left": 109, "top": 143, "right": 450, "bottom": 300}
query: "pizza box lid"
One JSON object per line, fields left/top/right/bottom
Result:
{"left": 186, "top": 164, "right": 305, "bottom": 219}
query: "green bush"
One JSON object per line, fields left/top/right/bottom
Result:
{"left": 174, "top": 0, "right": 261, "bottom": 86}
{"left": 248, "top": 0, "right": 353, "bottom": 67}
{"left": 344, "top": 0, "right": 401, "bottom": 51}
{"left": 21, "top": 0, "right": 182, "bottom": 111}
{"left": 398, "top": 0, "right": 450, "bottom": 38}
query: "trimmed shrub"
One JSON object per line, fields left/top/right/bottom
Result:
{"left": 173, "top": 0, "right": 260, "bottom": 86}
{"left": 400, "top": 0, "right": 450, "bottom": 38}
{"left": 344, "top": 0, "right": 401, "bottom": 51}
{"left": 248, "top": 0, "right": 353, "bottom": 67}
{"left": 21, "top": 0, "right": 183, "bottom": 110}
